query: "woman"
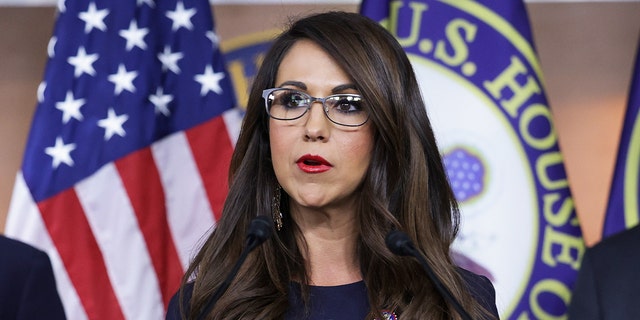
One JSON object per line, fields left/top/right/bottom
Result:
{"left": 167, "top": 11, "right": 499, "bottom": 320}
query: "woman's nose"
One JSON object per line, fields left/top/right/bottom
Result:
{"left": 303, "top": 102, "right": 329, "bottom": 141}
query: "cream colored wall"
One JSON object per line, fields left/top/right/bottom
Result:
{"left": 1, "top": 3, "right": 639, "bottom": 246}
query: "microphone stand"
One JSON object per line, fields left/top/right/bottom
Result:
{"left": 195, "top": 216, "right": 274, "bottom": 320}
{"left": 386, "top": 230, "right": 472, "bottom": 320}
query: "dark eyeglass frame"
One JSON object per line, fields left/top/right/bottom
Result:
{"left": 262, "top": 88, "right": 369, "bottom": 127}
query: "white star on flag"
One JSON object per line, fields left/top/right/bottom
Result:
{"left": 166, "top": 1, "right": 196, "bottom": 31}
{"left": 149, "top": 87, "right": 174, "bottom": 116}
{"left": 44, "top": 136, "right": 77, "bottom": 169}
{"left": 56, "top": 90, "right": 86, "bottom": 124}
{"left": 57, "top": 0, "right": 65, "bottom": 13}
{"left": 97, "top": 108, "right": 129, "bottom": 140}
{"left": 206, "top": 31, "right": 220, "bottom": 47}
{"left": 79, "top": 2, "right": 109, "bottom": 34}
{"left": 119, "top": 20, "right": 149, "bottom": 51}
{"left": 67, "top": 46, "right": 99, "bottom": 77}
{"left": 195, "top": 65, "right": 225, "bottom": 96}
{"left": 137, "top": 0, "right": 155, "bottom": 7}
{"left": 37, "top": 82, "right": 46, "bottom": 103}
{"left": 48, "top": 36, "right": 57, "bottom": 58}
{"left": 158, "top": 46, "right": 183, "bottom": 74}
{"left": 108, "top": 64, "right": 138, "bottom": 95}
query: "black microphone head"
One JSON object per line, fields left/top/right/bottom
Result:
{"left": 385, "top": 229, "right": 415, "bottom": 256}
{"left": 246, "top": 215, "right": 274, "bottom": 250}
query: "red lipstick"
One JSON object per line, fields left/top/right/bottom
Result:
{"left": 296, "top": 154, "right": 332, "bottom": 173}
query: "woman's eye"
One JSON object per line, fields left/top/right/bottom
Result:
{"left": 334, "top": 97, "right": 363, "bottom": 113}
{"left": 282, "top": 92, "right": 308, "bottom": 107}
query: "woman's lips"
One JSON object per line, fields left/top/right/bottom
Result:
{"left": 296, "top": 154, "right": 332, "bottom": 173}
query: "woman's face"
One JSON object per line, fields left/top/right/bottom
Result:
{"left": 269, "top": 39, "right": 374, "bottom": 214}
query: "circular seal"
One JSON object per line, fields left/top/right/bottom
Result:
{"left": 362, "top": 1, "right": 583, "bottom": 319}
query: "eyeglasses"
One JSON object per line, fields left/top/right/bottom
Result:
{"left": 262, "top": 88, "right": 369, "bottom": 127}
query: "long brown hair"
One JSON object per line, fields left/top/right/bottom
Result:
{"left": 180, "top": 11, "right": 495, "bottom": 320}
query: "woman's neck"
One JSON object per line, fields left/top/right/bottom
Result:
{"left": 292, "top": 207, "right": 362, "bottom": 286}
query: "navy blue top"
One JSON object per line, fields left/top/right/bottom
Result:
{"left": 166, "top": 268, "right": 499, "bottom": 319}
{"left": 166, "top": 281, "right": 376, "bottom": 320}
{"left": 284, "top": 281, "right": 370, "bottom": 320}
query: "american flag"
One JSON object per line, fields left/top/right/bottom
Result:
{"left": 4, "top": 0, "right": 240, "bottom": 318}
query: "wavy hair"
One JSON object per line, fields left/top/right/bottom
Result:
{"left": 179, "top": 11, "right": 495, "bottom": 320}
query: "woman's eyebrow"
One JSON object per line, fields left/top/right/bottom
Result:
{"left": 277, "top": 81, "right": 306, "bottom": 89}
{"left": 332, "top": 84, "right": 358, "bottom": 93}
{"left": 275, "top": 81, "right": 357, "bottom": 93}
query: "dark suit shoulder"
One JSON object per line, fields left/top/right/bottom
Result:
{"left": 0, "top": 235, "right": 54, "bottom": 284}
{"left": 568, "top": 225, "right": 640, "bottom": 320}
{"left": 458, "top": 267, "right": 500, "bottom": 319}
{"left": 0, "top": 235, "right": 66, "bottom": 320}
{"left": 590, "top": 225, "right": 640, "bottom": 258}
{"left": 0, "top": 235, "right": 48, "bottom": 266}
{"left": 586, "top": 225, "right": 640, "bottom": 277}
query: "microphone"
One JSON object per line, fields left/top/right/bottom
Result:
{"left": 385, "top": 230, "right": 472, "bottom": 320}
{"left": 196, "top": 216, "right": 274, "bottom": 320}
{"left": 245, "top": 215, "right": 274, "bottom": 251}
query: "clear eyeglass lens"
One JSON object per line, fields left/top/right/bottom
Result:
{"left": 268, "top": 89, "right": 310, "bottom": 119}
{"left": 324, "top": 95, "right": 367, "bottom": 126}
